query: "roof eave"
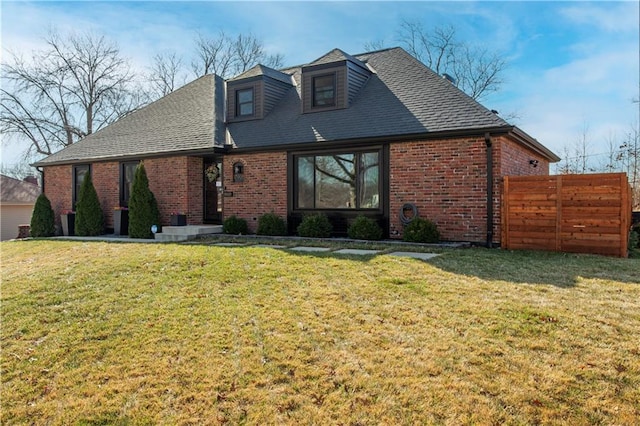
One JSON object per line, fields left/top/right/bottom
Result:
{"left": 32, "top": 146, "right": 225, "bottom": 167}
{"left": 508, "top": 127, "right": 561, "bottom": 163}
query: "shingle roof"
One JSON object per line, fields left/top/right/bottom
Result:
{"left": 227, "top": 47, "right": 510, "bottom": 149}
{"left": 34, "top": 47, "right": 558, "bottom": 165}
{"left": 306, "top": 48, "right": 368, "bottom": 70}
{"left": 34, "top": 74, "right": 225, "bottom": 166}
{"left": 1, "top": 175, "right": 40, "bottom": 204}
{"left": 228, "top": 64, "right": 293, "bottom": 86}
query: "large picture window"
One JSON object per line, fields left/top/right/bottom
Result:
{"left": 120, "top": 161, "right": 139, "bottom": 207}
{"left": 296, "top": 151, "right": 380, "bottom": 209}
{"left": 72, "top": 165, "right": 90, "bottom": 210}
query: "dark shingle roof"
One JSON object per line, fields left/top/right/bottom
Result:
{"left": 1, "top": 175, "right": 40, "bottom": 204}
{"left": 227, "top": 47, "right": 509, "bottom": 149}
{"left": 228, "top": 64, "right": 293, "bottom": 85}
{"left": 34, "top": 47, "right": 558, "bottom": 165}
{"left": 34, "top": 74, "right": 225, "bottom": 166}
{"left": 306, "top": 48, "right": 368, "bottom": 70}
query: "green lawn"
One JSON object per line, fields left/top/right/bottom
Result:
{"left": 1, "top": 240, "right": 639, "bottom": 425}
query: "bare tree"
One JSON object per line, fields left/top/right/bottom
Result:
{"left": 191, "top": 31, "right": 284, "bottom": 79}
{"left": 147, "top": 52, "right": 187, "bottom": 98}
{"left": 1, "top": 30, "right": 140, "bottom": 157}
{"left": 367, "top": 20, "right": 507, "bottom": 100}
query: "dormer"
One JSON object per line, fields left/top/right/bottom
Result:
{"left": 226, "top": 65, "right": 293, "bottom": 122}
{"left": 301, "top": 48, "right": 372, "bottom": 114}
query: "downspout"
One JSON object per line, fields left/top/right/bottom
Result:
{"left": 36, "top": 166, "right": 45, "bottom": 193}
{"left": 485, "top": 133, "right": 493, "bottom": 248}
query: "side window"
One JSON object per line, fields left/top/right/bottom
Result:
{"left": 236, "top": 88, "right": 254, "bottom": 117}
{"left": 313, "top": 74, "right": 336, "bottom": 107}
{"left": 120, "top": 162, "right": 139, "bottom": 207}
{"left": 72, "top": 165, "right": 90, "bottom": 210}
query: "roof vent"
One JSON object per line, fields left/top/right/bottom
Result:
{"left": 442, "top": 73, "right": 456, "bottom": 85}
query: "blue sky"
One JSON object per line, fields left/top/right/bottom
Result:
{"left": 1, "top": 1, "right": 639, "bottom": 169}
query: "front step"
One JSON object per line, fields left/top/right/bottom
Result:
{"left": 155, "top": 225, "right": 223, "bottom": 242}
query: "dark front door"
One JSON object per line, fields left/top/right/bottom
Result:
{"left": 204, "top": 160, "right": 222, "bottom": 223}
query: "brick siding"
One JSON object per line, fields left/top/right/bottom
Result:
{"left": 389, "top": 136, "right": 549, "bottom": 244}
{"left": 43, "top": 156, "right": 204, "bottom": 234}
{"left": 223, "top": 152, "right": 288, "bottom": 233}
{"left": 42, "top": 135, "right": 549, "bottom": 242}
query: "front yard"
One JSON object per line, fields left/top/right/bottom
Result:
{"left": 1, "top": 240, "right": 639, "bottom": 424}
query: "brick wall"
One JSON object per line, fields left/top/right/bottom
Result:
{"left": 223, "top": 152, "right": 288, "bottom": 233}
{"left": 388, "top": 135, "right": 550, "bottom": 244}
{"left": 43, "top": 155, "right": 204, "bottom": 233}
{"left": 389, "top": 137, "right": 490, "bottom": 242}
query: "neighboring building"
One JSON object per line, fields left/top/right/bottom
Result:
{"left": 33, "top": 47, "right": 559, "bottom": 245}
{"left": 0, "top": 175, "right": 40, "bottom": 241}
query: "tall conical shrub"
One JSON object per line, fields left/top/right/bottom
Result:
{"left": 128, "top": 162, "right": 160, "bottom": 239}
{"left": 30, "top": 194, "right": 55, "bottom": 237}
{"left": 75, "top": 172, "right": 104, "bottom": 236}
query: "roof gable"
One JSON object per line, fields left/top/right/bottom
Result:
{"left": 228, "top": 64, "right": 293, "bottom": 86}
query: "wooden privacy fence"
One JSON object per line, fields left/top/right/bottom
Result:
{"left": 502, "top": 173, "right": 632, "bottom": 257}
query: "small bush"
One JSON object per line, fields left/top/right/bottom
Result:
{"left": 629, "top": 226, "right": 640, "bottom": 258}
{"left": 347, "top": 215, "right": 383, "bottom": 240}
{"left": 257, "top": 212, "right": 287, "bottom": 236}
{"left": 297, "top": 213, "right": 332, "bottom": 238}
{"left": 30, "top": 194, "right": 55, "bottom": 237}
{"left": 403, "top": 217, "right": 440, "bottom": 243}
{"left": 223, "top": 215, "right": 249, "bottom": 235}
{"left": 74, "top": 172, "right": 104, "bottom": 236}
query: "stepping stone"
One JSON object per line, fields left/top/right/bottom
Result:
{"left": 333, "top": 249, "right": 380, "bottom": 256}
{"left": 288, "top": 246, "right": 331, "bottom": 252}
{"left": 212, "top": 243, "right": 247, "bottom": 247}
{"left": 253, "top": 244, "right": 286, "bottom": 249}
{"left": 388, "top": 251, "right": 440, "bottom": 260}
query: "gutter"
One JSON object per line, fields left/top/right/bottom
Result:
{"left": 485, "top": 132, "right": 494, "bottom": 248}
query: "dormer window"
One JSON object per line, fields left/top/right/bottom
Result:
{"left": 236, "top": 88, "right": 254, "bottom": 117}
{"left": 313, "top": 74, "right": 336, "bottom": 107}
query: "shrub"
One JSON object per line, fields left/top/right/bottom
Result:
{"left": 74, "top": 172, "right": 104, "bottom": 236}
{"left": 128, "top": 162, "right": 161, "bottom": 239}
{"left": 629, "top": 225, "right": 640, "bottom": 257}
{"left": 223, "top": 215, "right": 248, "bottom": 235}
{"left": 30, "top": 194, "right": 55, "bottom": 237}
{"left": 297, "top": 213, "right": 332, "bottom": 238}
{"left": 257, "top": 212, "right": 287, "bottom": 236}
{"left": 402, "top": 217, "right": 440, "bottom": 243}
{"left": 347, "top": 215, "right": 383, "bottom": 240}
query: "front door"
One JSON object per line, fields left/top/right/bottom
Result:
{"left": 204, "top": 160, "right": 222, "bottom": 223}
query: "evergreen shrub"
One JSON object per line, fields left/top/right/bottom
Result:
{"left": 30, "top": 194, "right": 55, "bottom": 237}
{"left": 128, "top": 163, "right": 161, "bottom": 239}
{"left": 74, "top": 172, "right": 104, "bottom": 236}
{"left": 223, "top": 215, "right": 249, "bottom": 235}
{"left": 347, "top": 215, "right": 383, "bottom": 240}
{"left": 257, "top": 212, "right": 287, "bottom": 236}
{"left": 297, "top": 213, "right": 332, "bottom": 238}
{"left": 402, "top": 217, "right": 440, "bottom": 243}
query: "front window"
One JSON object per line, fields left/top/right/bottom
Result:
{"left": 120, "top": 161, "right": 139, "bottom": 207}
{"left": 296, "top": 151, "right": 380, "bottom": 209}
{"left": 236, "top": 88, "right": 254, "bottom": 117}
{"left": 72, "top": 165, "right": 90, "bottom": 210}
{"left": 312, "top": 74, "right": 335, "bottom": 107}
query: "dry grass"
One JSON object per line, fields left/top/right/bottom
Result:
{"left": 1, "top": 240, "right": 639, "bottom": 425}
